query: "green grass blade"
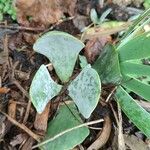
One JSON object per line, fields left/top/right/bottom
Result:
{"left": 122, "top": 8, "right": 150, "bottom": 39}
{"left": 118, "top": 32, "right": 150, "bottom": 62}
{"left": 120, "top": 62, "right": 150, "bottom": 77}
{"left": 118, "top": 8, "right": 150, "bottom": 49}
{"left": 122, "top": 75, "right": 150, "bottom": 101}
{"left": 115, "top": 86, "right": 150, "bottom": 138}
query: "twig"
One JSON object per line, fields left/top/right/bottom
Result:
{"left": 3, "top": 30, "right": 9, "bottom": 60}
{"left": 109, "top": 103, "right": 119, "bottom": 125}
{"left": 0, "top": 25, "right": 44, "bottom": 32}
{"left": 32, "top": 119, "right": 103, "bottom": 149}
{"left": 87, "top": 115, "right": 111, "bottom": 150}
{"left": 12, "top": 79, "right": 29, "bottom": 98}
{"left": 105, "top": 86, "right": 117, "bottom": 102}
{"left": 23, "top": 100, "right": 31, "bottom": 123}
{"left": 88, "top": 126, "right": 102, "bottom": 130}
{"left": 0, "top": 111, "right": 41, "bottom": 142}
{"left": 7, "top": 59, "right": 29, "bottom": 99}
{"left": 117, "top": 103, "right": 126, "bottom": 150}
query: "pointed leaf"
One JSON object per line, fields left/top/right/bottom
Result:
{"left": 41, "top": 103, "right": 89, "bottom": 150}
{"left": 118, "top": 32, "right": 150, "bottom": 62}
{"left": 122, "top": 75, "right": 150, "bottom": 101}
{"left": 93, "top": 44, "right": 122, "bottom": 84}
{"left": 115, "top": 86, "right": 150, "bottom": 138}
{"left": 68, "top": 65, "right": 101, "bottom": 118}
{"left": 29, "top": 65, "right": 62, "bottom": 113}
{"left": 90, "top": 8, "right": 99, "bottom": 24}
{"left": 33, "top": 31, "right": 85, "bottom": 82}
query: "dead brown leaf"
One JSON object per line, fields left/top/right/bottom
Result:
{"left": 73, "top": 15, "right": 90, "bottom": 31}
{"left": 22, "top": 32, "right": 39, "bottom": 45}
{"left": 10, "top": 133, "right": 28, "bottom": 147}
{"left": 8, "top": 101, "right": 17, "bottom": 119}
{"left": 34, "top": 102, "right": 50, "bottom": 133}
{"left": 112, "top": 0, "right": 144, "bottom": 7}
{"left": 84, "top": 36, "right": 111, "bottom": 63}
{"left": 81, "top": 22, "right": 131, "bottom": 41}
{"left": 124, "top": 134, "right": 150, "bottom": 150}
{"left": 21, "top": 137, "right": 35, "bottom": 150}
{"left": 14, "top": 0, "right": 77, "bottom": 27}
{"left": 0, "top": 87, "right": 10, "bottom": 94}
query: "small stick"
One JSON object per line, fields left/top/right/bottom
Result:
{"left": 105, "top": 86, "right": 117, "bottom": 102}
{"left": 117, "top": 103, "right": 126, "bottom": 150}
{"left": 12, "top": 80, "right": 29, "bottom": 98}
{"left": 0, "top": 25, "right": 44, "bottom": 32}
{"left": 23, "top": 100, "right": 32, "bottom": 123}
{"left": 109, "top": 103, "right": 119, "bottom": 125}
{"left": 87, "top": 115, "right": 111, "bottom": 150}
{"left": 0, "top": 111, "right": 41, "bottom": 142}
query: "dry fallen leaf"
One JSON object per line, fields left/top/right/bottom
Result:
{"left": 8, "top": 101, "right": 17, "bottom": 119}
{"left": 21, "top": 137, "right": 35, "bottom": 150}
{"left": 124, "top": 134, "right": 149, "bottom": 150}
{"left": 84, "top": 36, "right": 111, "bottom": 63}
{"left": 112, "top": 0, "right": 144, "bottom": 7}
{"left": 34, "top": 102, "right": 50, "bottom": 133}
{"left": 10, "top": 133, "right": 28, "bottom": 147}
{"left": 15, "top": 0, "right": 77, "bottom": 27}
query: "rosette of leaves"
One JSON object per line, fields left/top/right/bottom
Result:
{"left": 30, "top": 31, "right": 101, "bottom": 149}
{"left": 93, "top": 8, "right": 150, "bottom": 138}
{"left": 0, "top": 0, "right": 16, "bottom": 21}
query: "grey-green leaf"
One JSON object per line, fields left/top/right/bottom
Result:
{"left": 90, "top": 8, "right": 99, "bottom": 24}
{"left": 68, "top": 65, "right": 101, "bottom": 118}
{"left": 93, "top": 44, "right": 122, "bottom": 85}
{"left": 33, "top": 31, "right": 85, "bottom": 82}
{"left": 115, "top": 86, "right": 150, "bottom": 138}
{"left": 79, "top": 55, "right": 88, "bottom": 69}
{"left": 41, "top": 103, "right": 89, "bottom": 150}
{"left": 29, "top": 65, "right": 62, "bottom": 113}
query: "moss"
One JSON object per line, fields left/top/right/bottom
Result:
{"left": 0, "top": 0, "right": 16, "bottom": 21}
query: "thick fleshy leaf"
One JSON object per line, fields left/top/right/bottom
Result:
{"left": 118, "top": 32, "right": 150, "bottom": 62}
{"left": 93, "top": 44, "right": 122, "bottom": 84}
{"left": 120, "top": 61, "right": 150, "bottom": 77}
{"left": 115, "top": 86, "right": 150, "bottom": 138}
{"left": 33, "top": 31, "right": 85, "bottom": 82}
{"left": 79, "top": 55, "right": 88, "bottom": 69}
{"left": 122, "top": 75, "right": 150, "bottom": 101}
{"left": 41, "top": 103, "right": 89, "bottom": 150}
{"left": 29, "top": 65, "right": 62, "bottom": 113}
{"left": 68, "top": 65, "right": 101, "bottom": 118}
